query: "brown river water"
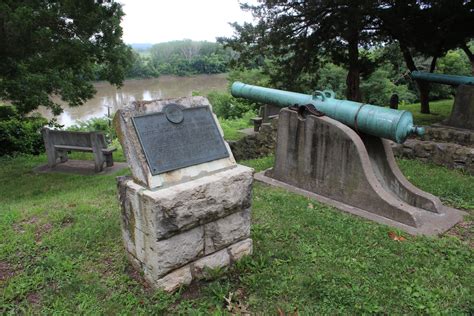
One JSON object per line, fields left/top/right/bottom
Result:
{"left": 35, "top": 74, "right": 228, "bottom": 126}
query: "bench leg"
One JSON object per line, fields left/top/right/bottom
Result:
{"left": 42, "top": 128, "right": 58, "bottom": 168}
{"left": 104, "top": 153, "right": 114, "bottom": 167}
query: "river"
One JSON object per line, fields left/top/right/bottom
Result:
{"left": 36, "top": 74, "right": 228, "bottom": 127}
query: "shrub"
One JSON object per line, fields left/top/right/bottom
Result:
{"left": 361, "top": 67, "right": 416, "bottom": 106}
{"left": 227, "top": 68, "right": 271, "bottom": 88}
{"left": 67, "top": 116, "right": 116, "bottom": 143}
{"left": 0, "top": 105, "right": 18, "bottom": 120}
{"left": 316, "top": 63, "right": 348, "bottom": 98}
{"left": 207, "top": 91, "right": 257, "bottom": 119}
{"left": 0, "top": 115, "right": 48, "bottom": 156}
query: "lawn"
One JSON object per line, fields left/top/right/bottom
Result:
{"left": 0, "top": 151, "right": 472, "bottom": 314}
{"left": 398, "top": 99, "right": 453, "bottom": 126}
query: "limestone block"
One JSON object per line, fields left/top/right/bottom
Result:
{"left": 155, "top": 265, "right": 193, "bottom": 292}
{"left": 228, "top": 238, "right": 253, "bottom": 262}
{"left": 144, "top": 226, "right": 204, "bottom": 279}
{"left": 141, "top": 165, "right": 253, "bottom": 240}
{"left": 204, "top": 210, "right": 251, "bottom": 254}
{"left": 192, "top": 248, "right": 230, "bottom": 279}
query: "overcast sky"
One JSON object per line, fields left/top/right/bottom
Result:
{"left": 119, "top": 0, "right": 255, "bottom": 44}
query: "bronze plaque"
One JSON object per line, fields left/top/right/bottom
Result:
{"left": 132, "top": 105, "right": 229, "bottom": 175}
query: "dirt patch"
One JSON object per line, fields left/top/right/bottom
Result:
{"left": 179, "top": 281, "right": 204, "bottom": 301}
{"left": 60, "top": 215, "right": 74, "bottom": 228}
{"left": 446, "top": 221, "right": 473, "bottom": 247}
{"left": 26, "top": 292, "right": 41, "bottom": 305}
{"left": 12, "top": 216, "right": 39, "bottom": 233}
{"left": 35, "top": 222, "right": 53, "bottom": 244}
{"left": 126, "top": 264, "right": 152, "bottom": 292}
{"left": 0, "top": 261, "right": 16, "bottom": 282}
{"left": 101, "top": 256, "right": 115, "bottom": 277}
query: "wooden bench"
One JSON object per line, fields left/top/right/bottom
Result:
{"left": 42, "top": 128, "right": 116, "bottom": 172}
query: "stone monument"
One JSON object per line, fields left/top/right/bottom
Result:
{"left": 114, "top": 97, "right": 253, "bottom": 292}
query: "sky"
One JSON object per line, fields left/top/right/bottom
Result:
{"left": 119, "top": 0, "right": 255, "bottom": 44}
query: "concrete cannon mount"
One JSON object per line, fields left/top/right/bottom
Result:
{"left": 256, "top": 108, "right": 465, "bottom": 236}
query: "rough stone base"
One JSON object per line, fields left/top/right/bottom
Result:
{"left": 391, "top": 139, "right": 474, "bottom": 175}
{"left": 420, "top": 125, "right": 474, "bottom": 147}
{"left": 127, "top": 238, "right": 253, "bottom": 292}
{"left": 117, "top": 164, "right": 254, "bottom": 291}
{"left": 229, "top": 120, "right": 277, "bottom": 161}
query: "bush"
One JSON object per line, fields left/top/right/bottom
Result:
{"left": 316, "top": 63, "right": 348, "bottom": 98}
{"left": 361, "top": 67, "right": 416, "bottom": 106}
{"left": 0, "top": 105, "right": 18, "bottom": 120}
{"left": 207, "top": 91, "right": 257, "bottom": 119}
{"left": 227, "top": 68, "right": 271, "bottom": 88}
{"left": 67, "top": 116, "right": 116, "bottom": 143}
{"left": 0, "top": 115, "right": 48, "bottom": 156}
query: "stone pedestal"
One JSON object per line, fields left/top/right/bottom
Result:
{"left": 256, "top": 108, "right": 464, "bottom": 235}
{"left": 114, "top": 97, "right": 254, "bottom": 291}
{"left": 117, "top": 165, "right": 253, "bottom": 292}
{"left": 444, "top": 85, "right": 474, "bottom": 130}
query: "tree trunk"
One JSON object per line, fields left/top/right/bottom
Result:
{"left": 461, "top": 44, "right": 474, "bottom": 75}
{"left": 399, "top": 42, "right": 432, "bottom": 113}
{"left": 418, "top": 81, "right": 431, "bottom": 114}
{"left": 346, "top": 35, "right": 361, "bottom": 102}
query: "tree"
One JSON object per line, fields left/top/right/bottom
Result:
{"left": 149, "top": 40, "right": 231, "bottom": 76}
{"left": 460, "top": 42, "right": 474, "bottom": 75}
{"left": 221, "top": 0, "right": 379, "bottom": 101}
{"left": 0, "top": 0, "right": 132, "bottom": 116}
{"left": 378, "top": 0, "right": 474, "bottom": 113}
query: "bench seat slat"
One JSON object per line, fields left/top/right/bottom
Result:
{"left": 54, "top": 145, "right": 93, "bottom": 152}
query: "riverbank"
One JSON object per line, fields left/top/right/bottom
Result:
{"left": 0, "top": 151, "right": 472, "bottom": 313}
{"left": 35, "top": 74, "right": 228, "bottom": 127}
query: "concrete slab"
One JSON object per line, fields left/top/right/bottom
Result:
{"left": 255, "top": 170, "right": 465, "bottom": 236}
{"left": 34, "top": 160, "right": 128, "bottom": 176}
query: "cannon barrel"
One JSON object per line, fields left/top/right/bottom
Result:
{"left": 231, "top": 82, "right": 424, "bottom": 144}
{"left": 411, "top": 71, "right": 474, "bottom": 86}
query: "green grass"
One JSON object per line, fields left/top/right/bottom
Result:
{"left": 219, "top": 111, "right": 254, "bottom": 141}
{"left": 399, "top": 99, "right": 453, "bottom": 126}
{"left": 0, "top": 152, "right": 472, "bottom": 314}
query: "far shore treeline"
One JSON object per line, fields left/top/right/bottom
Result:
{"left": 121, "top": 40, "right": 233, "bottom": 78}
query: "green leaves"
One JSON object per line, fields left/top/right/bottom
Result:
{"left": 0, "top": 0, "right": 131, "bottom": 115}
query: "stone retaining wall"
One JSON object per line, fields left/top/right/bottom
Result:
{"left": 420, "top": 126, "right": 474, "bottom": 147}
{"left": 391, "top": 140, "right": 473, "bottom": 174}
{"left": 228, "top": 120, "right": 278, "bottom": 161}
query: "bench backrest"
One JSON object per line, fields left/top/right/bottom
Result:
{"left": 44, "top": 129, "right": 107, "bottom": 149}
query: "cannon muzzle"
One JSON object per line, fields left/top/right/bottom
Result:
{"left": 231, "top": 82, "right": 424, "bottom": 144}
